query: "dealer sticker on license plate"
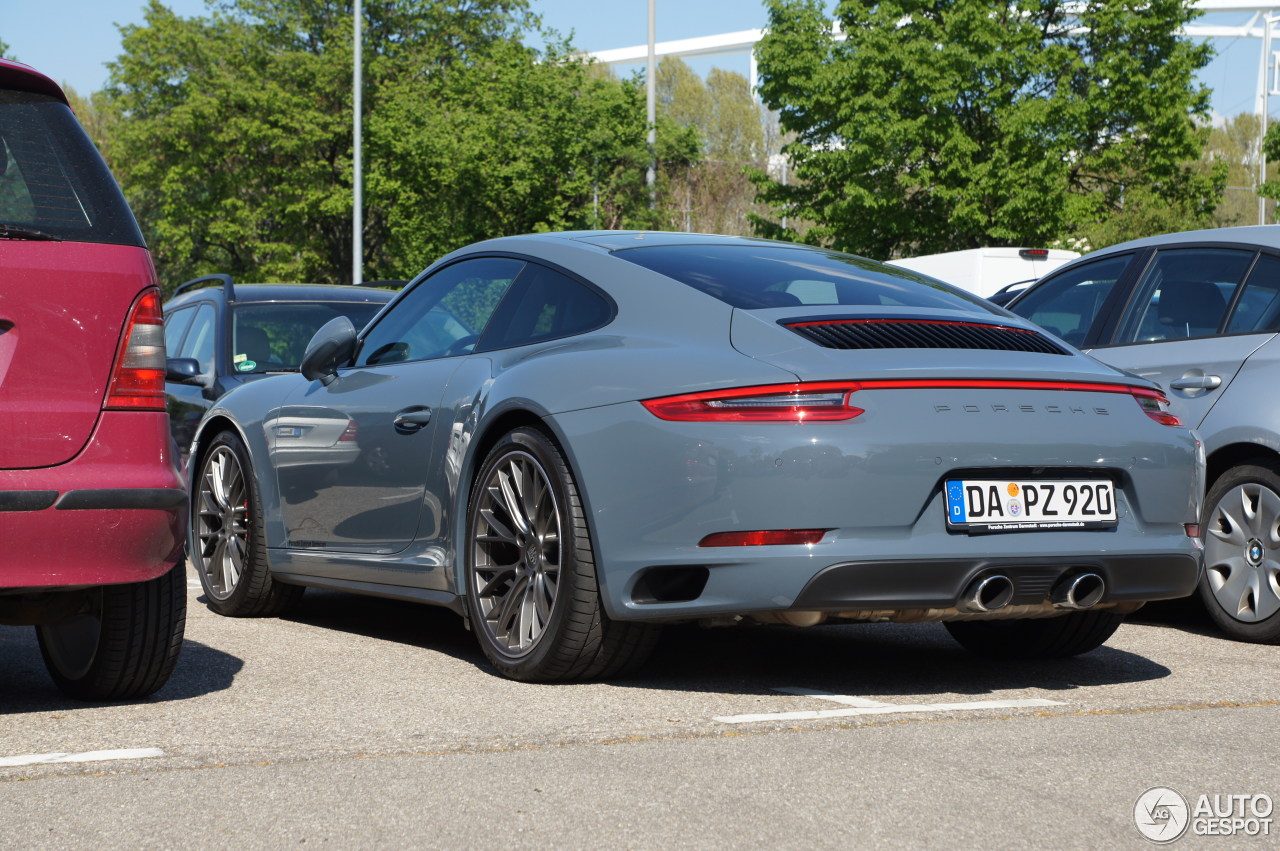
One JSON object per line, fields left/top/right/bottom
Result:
{"left": 944, "top": 479, "right": 1117, "bottom": 532}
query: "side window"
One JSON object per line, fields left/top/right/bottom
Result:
{"left": 177, "top": 304, "right": 217, "bottom": 374}
{"left": 1115, "top": 248, "right": 1253, "bottom": 344}
{"left": 164, "top": 306, "right": 196, "bottom": 355}
{"left": 357, "top": 257, "right": 524, "bottom": 366}
{"left": 1008, "top": 255, "right": 1130, "bottom": 346}
{"left": 1226, "top": 254, "right": 1280, "bottom": 334}
{"left": 478, "top": 263, "right": 613, "bottom": 351}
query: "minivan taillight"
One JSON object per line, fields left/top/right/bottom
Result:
{"left": 104, "top": 289, "right": 167, "bottom": 411}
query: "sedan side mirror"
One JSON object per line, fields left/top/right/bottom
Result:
{"left": 165, "top": 357, "right": 206, "bottom": 386}
{"left": 300, "top": 316, "right": 358, "bottom": 386}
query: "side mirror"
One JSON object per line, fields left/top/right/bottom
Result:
{"left": 165, "top": 357, "right": 205, "bottom": 385}
{"left": 299, "top": 316, "right": 357, "bottom": 386}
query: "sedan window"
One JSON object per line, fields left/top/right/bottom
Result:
{"left": 1115, "top": 248, "right": 1253, "bottom": 344}
{"left": 1008, "top": 255, "right": 1129, "bottom": 346}
{"left": 357, "top": 257, "right": 524, "bottom": 366}
{"left": 1226, "top": 253, "right": 1280, "bottom": 334}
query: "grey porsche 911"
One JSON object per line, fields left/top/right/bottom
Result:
{"left": 187, "top": 232, "right": 1203, "bottom": 681}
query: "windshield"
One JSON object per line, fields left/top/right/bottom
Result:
{"left": 232, "top": 301, "right": 387, "bottom": 373}
{"left": 0, "top": 88, "right": 143, "bottom": 246}
{"left": 613, "top": 243, "right": 995, "bottom": 313}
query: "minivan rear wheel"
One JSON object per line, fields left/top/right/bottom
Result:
{"left": 37, "top": 561, "right": 186, "bottom": 701}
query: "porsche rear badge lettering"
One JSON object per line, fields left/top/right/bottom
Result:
{"left": 934, "top": 404, "right": 1109, "bottom": 415}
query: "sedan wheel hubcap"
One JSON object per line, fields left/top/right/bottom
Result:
{"left": 471, "top": 450, "right": 562, "bottom": 657}
{"left": 197, "top": 446, "right": 250, "bottom": 600}
{"left": 1204, "top": 483, "right": 1280, "bottom": 623}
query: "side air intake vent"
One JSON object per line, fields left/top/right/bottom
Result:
{"left": 784, "top": 318, "right": 1069, "bottom": 355}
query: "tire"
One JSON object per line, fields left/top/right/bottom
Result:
{"left": 37, "top": 561, "right": 186, "bottom": 701}
{"left": 465, "top": 427, "right": 659, "bottom": 682}
{"left": 192, "top": 430, "right": 303, "bottom": 617}
{"left": 1199, "top": 461, "right": 1280, "bottom": 643}
{"left": 944, "top": 611, "right": 1125, "bottom": 659}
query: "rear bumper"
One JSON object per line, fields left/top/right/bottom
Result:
{"left": 791, "top": 553, "right": 1201, "bottom": 610}
{"left": 550, "top": 395, "right": 1203, "bottom": 622}
{"left": 0, "top": 411, "right": 186, "bottom": 590}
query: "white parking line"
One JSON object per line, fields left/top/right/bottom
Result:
{"left": 714, "top": 688, "right": 1065, "bottom": 724}
{"left": 0, "top": 748, "right": 165, "bottom": 768}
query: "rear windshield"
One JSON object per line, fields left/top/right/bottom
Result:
{"left": 613, "top": 244, "right": 995, "bottom": 312}
{"left": 232, "top": 301, "right": 386, "bottom": 373}
{"left": 0, "top": 89, "right": 143, "bottom": 245}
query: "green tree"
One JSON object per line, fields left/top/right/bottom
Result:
{"left": 1251, "top": 117, "right": 1280, "bottom": 220}
{"left": 106, "top": 0, "right": 683, "bottom": 288}
{"left": 754, "top": 0, "right": 1223, "bottom": 257}
{"left": 655, "top": 57, "right": 766, "bottom": 235}
{"left": 657, "top": 56, "right": 711, "bottom": 130}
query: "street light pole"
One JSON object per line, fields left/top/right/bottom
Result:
{"left": 352, "top": 0, "right": 364, "bottom": 283}
{"left": 646, "top": 0, "right": 656, "bottom": 209}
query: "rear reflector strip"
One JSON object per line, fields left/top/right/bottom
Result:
{"left": 699, "top": 529, "right": 830, "bottom": 547}
{"left": 643, "top": 380, "right": 1182, "bottom": 426}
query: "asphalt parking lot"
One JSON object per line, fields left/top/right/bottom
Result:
{"left": 2, "top": 572, "right": 1278, "bottom": 848}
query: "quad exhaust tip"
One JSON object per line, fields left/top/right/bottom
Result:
{"left": 958, "top": 574, "right": 1014, "bottom": 613}
{"left": 1051, "top": 572, "right": 1106, "bottom": 610}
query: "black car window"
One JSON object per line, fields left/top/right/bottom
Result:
{"left": 177, "top": 304, "right": 217, "bottom": 374}
{"left": 477, "top": 263, "right": 612, "bottom": 351}
{"left": 1226, "top": 253, "right": 1280, "bottom": 335}
{"left": 0, "top": 89, "right": 144, "bottom": 246}
{"left": 613, "top": 244, "right": 993, "bottom": 312}
{"left": 163, "top": 306, "right": 197, "bottom": 356}
{"left": 233, "top": 301, "right": 386, "bottom": 373}
{"left": 1008, "top": 255, "right": 1129, "bottom": 347}
{"left": 1115, "top": 248, "right": 1253, "bottom": 344}
{"left": 357, "top": 257, "right": 524, "bottom": 366}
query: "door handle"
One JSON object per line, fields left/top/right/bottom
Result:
{"left": 1169, "top": 374, "right": 1222, "bottom": 391}
{"left": 393, "top": 406, "right": 432, "bottom": 434}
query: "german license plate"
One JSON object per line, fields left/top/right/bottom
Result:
{"left": 945, "top": 479, "right": 1116, "bottom": 532}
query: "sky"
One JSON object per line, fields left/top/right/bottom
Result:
{"left": 0, "top": 0, "right": 1268, "bottom": 121}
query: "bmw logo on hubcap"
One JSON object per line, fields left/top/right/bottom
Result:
{"left": 1246, "top": 538, "right": 1264, "bottom": 565}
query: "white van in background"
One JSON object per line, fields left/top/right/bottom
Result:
{"left": 887, "top": 247, "right": 1079, "bottom": 299}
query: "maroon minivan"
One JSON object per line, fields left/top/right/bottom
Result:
{"left": 1, "top": 60, "right": 186, "bottom": 699}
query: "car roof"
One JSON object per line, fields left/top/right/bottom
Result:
{"left": 464, "top": 230, "right": 819, "bottom": 253}
{"left": 164, "top": 282, "right": 395, "bottom": 311}
{"left": 1089, "top": 225, "right": 1280, "bottom": 256}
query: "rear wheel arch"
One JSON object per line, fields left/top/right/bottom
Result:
{"left": 1206, "top": 442, "right": 1280, "bottom": 490}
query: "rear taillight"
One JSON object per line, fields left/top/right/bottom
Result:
{"left": 699, "top": 529, "right": 830, "bottom": 547}
{"left": 104, "top": 289, "right": 166, "bottom": 411}
{"left": 1130, "top": 388, "right": 1182, "bottom": 427}
{"left": 339, "top": 421, "right": 359, "bottom": 441}
{"left": 641, "top": 382, "right": 864, "bottom": 423}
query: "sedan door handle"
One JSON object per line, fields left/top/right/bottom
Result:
{"left": 393, "top": 406, "right": 432, "bottom": 434}
{"left": 1169, "top": 374, "right": 1222, "bottom": 391}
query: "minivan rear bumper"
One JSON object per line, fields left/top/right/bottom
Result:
{"left": 0, "top": 411, "right": 186, "bottom": 590}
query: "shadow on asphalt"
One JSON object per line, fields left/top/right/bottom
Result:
{"left": 0, "top": 627, "right": 243, "bottom": 714}
{"left": 276, "top": 589, "right": 1176, "bottom": 699}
